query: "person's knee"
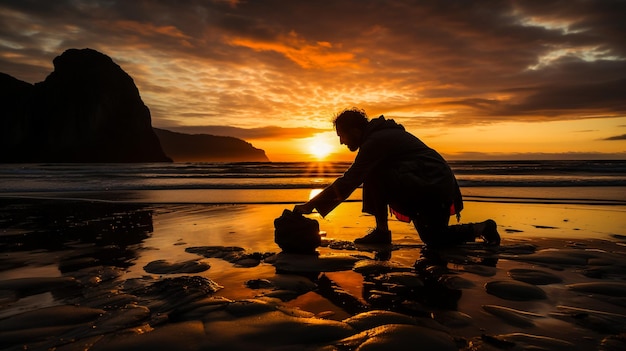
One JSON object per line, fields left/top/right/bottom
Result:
{"left": 414, "top": 222, "right": 440, "bottom": 246}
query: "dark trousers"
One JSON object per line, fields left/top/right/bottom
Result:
{"left": 412, "top": 204, "right": 475, "bottom": 248}
{"left": 363, "top": 173, "right": 475, "bottom": 248}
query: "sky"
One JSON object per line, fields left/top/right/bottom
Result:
{"left": 1, "top": 0, "right": 625, "bottom": 162}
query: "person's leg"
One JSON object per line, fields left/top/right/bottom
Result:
{"left": 413, "top": 203, "right": 484, "bottom": 247}
{"left": 356, "top": 174, "right": 392, "bottom": 244}
{"left": 373, "top": 201, "right": 389, "bottom": 232}
{"left": 412, "top": 204, "right": 473, "bottom": 248}
{"left": 355, "top": 199, "right": 392, "bottom": 244}
{"left": 413, "top": 205, "right": 500, "bottom": 247}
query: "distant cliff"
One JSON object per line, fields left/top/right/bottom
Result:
{"left": 0, "top": 48, "right": 269, "bottom": 163}
{"left": 0, "top": 48, "right": 170, "bottom": 162}
{"left": 154, "top": 128, "right": 269, "bottom": 162}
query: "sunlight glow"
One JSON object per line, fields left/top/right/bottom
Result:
{"left": 306, "top": 133, "right": 337, "bottom": 160}
{"left": 309, "top": 141, "right": 333, "bottom": 159}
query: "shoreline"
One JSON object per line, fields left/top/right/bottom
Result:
{"left": 1, "top": 185, "right": 625, "bottom": 205}
{"left": 1, "top": 198, "right": 625, "bottom": 350}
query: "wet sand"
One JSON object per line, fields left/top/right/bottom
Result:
{"left": 1, "top": 198, "right": 626, "bottom": 350}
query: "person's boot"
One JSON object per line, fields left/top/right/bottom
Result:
{"left": 473, "top": 219, "right": 500, "bottom": 246}
{"left": 354, "top": 228, "right": 392, "bottom": 245}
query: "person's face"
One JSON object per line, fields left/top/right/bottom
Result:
{"left": 336, "top": 126, "right": 362, "bottom": 152}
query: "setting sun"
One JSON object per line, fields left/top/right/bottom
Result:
{"left": 309, "top": 141, "right": 332, "bottom": 159}
{"left": 305, "top": 133, "right": 337, "bottom": 160}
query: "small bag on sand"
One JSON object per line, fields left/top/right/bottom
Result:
{"left": 274, "top": 209, "right": 321, "bottom": 254}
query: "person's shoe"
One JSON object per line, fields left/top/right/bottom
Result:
{"left": 474, "top": 219, "right": 500, "bottom": 246}
{"left": 354, "top": 228, "right": 392, "bottom": 245}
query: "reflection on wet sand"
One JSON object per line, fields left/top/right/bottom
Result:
{"left": 1, "top": 200, "right": 626, "bottom": 350}
{"left": 1, "top": 200, "right": 153, "bottom": 269}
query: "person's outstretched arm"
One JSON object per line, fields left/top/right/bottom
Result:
{"left": 293, "top": 201, "right": 315, "bottom": 214}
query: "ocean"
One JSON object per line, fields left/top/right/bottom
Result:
{"left": 0, "top": 160, "right": 625, "bottom": 205}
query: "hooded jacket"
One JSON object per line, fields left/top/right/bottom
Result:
{"left": 309, "top": 116, "right": 463, "bottom": 219}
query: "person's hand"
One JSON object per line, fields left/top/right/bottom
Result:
{"left": 293, "top": 202, "right": 314, "bottom": 214}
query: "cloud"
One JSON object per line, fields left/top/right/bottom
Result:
{"left": 604, "top": 134, "right": 626, "bottom": 141}
{"left": 445, "top": 151, "right": 626, "bottom": 161}
{"left": 228, "top": 32, "right": 362, "bottom": 70}
{"left": 1, "top": 0, "right": 625, "bottom": 131}
{"left": 479, "top": 77, "right": 626, "bottom": 121}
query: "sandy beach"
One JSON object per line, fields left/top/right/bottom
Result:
{"left": 1, "top": 197, "right": 626, "bottom": 350}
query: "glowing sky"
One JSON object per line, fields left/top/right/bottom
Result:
{"left": 1, "top": 0, "right": 625, "bottom": 161}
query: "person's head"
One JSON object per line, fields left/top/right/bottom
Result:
{"left": 333, "top": 108, "right": 368, "bottom": 151}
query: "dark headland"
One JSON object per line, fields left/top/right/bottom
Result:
{"left": 0, "top": 48, "right": 269, "bottom": 163}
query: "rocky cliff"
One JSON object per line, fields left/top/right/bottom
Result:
{"left": 154, "top": 128, "right": 269, "bottom": 162}
{"left": 1, "top": 48, "right": 270, "bottom": 163}
{"left": 0, "top": 48, "right": 171, "bottom": 162}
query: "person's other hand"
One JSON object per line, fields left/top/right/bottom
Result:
{"left": 293, "top": 203, "right": 314, "bottom": 214}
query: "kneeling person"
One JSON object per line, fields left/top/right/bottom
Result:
{"left": 293, "top": 108, "right": 499, "bottom": 248}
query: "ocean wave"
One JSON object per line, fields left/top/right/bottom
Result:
{"left": 1, "top": 161, "right": 625, "bottom": 196}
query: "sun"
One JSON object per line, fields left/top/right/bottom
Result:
{"left": 306, "top": 133, "right": 336, "bottom": 160}
{"left": 308, "top": 139, "right": 333, "bottom": 160}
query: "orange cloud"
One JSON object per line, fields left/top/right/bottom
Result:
{"left": 229, "top": 31, "right": 364, "bottom": 69}
{"left": 113, "top": 20, "right": 191, "bottom": 40}
{"left": 2, "top": 0, "right": 625, "bottom": 161}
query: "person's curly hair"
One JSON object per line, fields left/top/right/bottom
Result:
{"left": 333, "top": 107, "right": 369, "bottom": 131}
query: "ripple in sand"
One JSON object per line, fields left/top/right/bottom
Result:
{"left": 143, "top": 259, "right": 210, "bottom": 274}
{"left": 185, "top": 246, "right": 274, "bottom": 267}
{"left": 201, "top": 309, "right": 355, "bottom": 348}
{"left": 481, "top": 332, "right": 574, "bottom": 350}
{"left": 498, "top": 243, "right": 537, "bottom": 255}
{"left": 0, "top": 276, "right": 80, "bottom": 298}
{"left": 507, "top": 268, "right": 562, "bottom": 285}
{"left": 485, "top": 280, "right": 547, "bottom": 301}
{"left": 96, "top": 305, "right": 151, "bottom": 332}
{"left": 267, "top": 252, "right": 360, "bottom": 272}
{"left": 81, "top": 292, "right": 139, "bottom": 310}
{"left": 462, "top": 264, "right": 497, "bottom": 277}
{"left": 440, "top": 275, "right": 475, "bottom": 289}
{"left": 246, "top": 274, "right": 316, "bottom": 292}
{"left": 353, "top": 259, "right": 413, "bottom": 275}
{"left": 0, "top": 305, "right": 104, "bottom": 332}
{"left": 343, "top": 310, "right": 417, "bottom": 331}
{"left": 550, "top": 305, "right": 626, "bottom": 334}
{"left": 334, "top": 324, "right": 458, "bottom": 351}
{"left": 370, "top": 272, "right": 424, "bottom": 288}
{"left": 600, "top": 334, "right": 626, "bottom": 351}
{"left": 482, "top": 304, "right": 544, "bottom": 327}
{"left": 130, "top": 276, "right": 223, "bottom": 314}
{"left": 90, "top": 319, "right": 206, "bottom": 351}
{"left": 567, "top": 281, "right": 626, "bottom": 296}
{"left": 506, "top": 248, "right": 597, "bottom": 266}
{"left": 431, "top": 310, "right": 473, "bottom": 328}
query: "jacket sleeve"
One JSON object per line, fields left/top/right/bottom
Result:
{"left": 309, "top": 137, "right": 388, "bottom": 216}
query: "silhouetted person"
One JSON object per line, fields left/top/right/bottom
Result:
{"left": 294, "top": 108, "right": 499, "bottom": 247}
